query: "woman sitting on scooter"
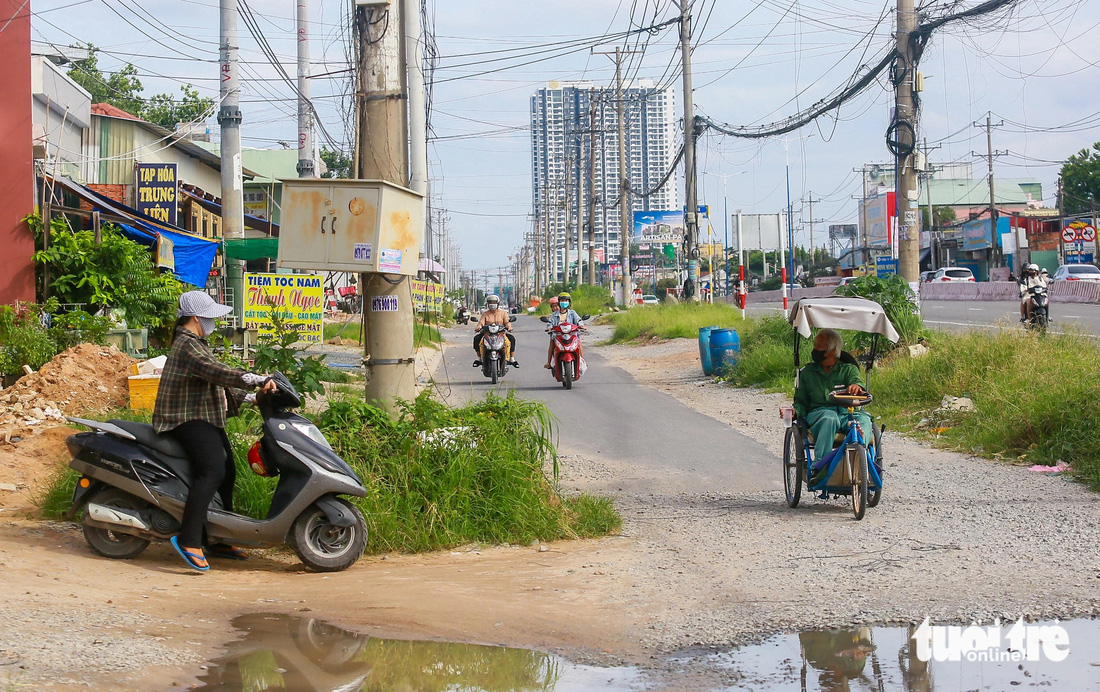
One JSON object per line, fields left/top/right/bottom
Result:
{"left": 152, "top": 291, "right": 276, "bottom": 572}
{"left": 544, "top": 292, "right": 586, "bottom": 368}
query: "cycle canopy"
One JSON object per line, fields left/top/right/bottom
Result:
{"left": 788, "top": 297, "right": 900, "bottom": 342}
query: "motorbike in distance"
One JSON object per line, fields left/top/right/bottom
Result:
{"left": 64, "top": 371, "right": 369, "bottom": 572}
{"left": 475, "top": 317, "right": 517, "bottom": 384}
{"left": 1024, "top": 284, "right": 1050, "bottom": 331}
{"left": 455, "top": 306, "right": 471, "bottom": 325}
{"left": 540, "top": 314, "right": 590, "bottom": 390}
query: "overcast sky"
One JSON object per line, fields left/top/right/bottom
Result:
{"left": 31, "top": 0, "right": 1100, "bottom": 270}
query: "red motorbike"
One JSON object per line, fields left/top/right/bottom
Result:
{"left": 542, "top": 314, "right": 590, "bottom": 390}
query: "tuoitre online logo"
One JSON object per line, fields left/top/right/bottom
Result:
{"left": 912, "top": 618, "right": 1070, "bottom": 663}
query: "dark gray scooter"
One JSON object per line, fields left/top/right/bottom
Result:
{"left": 64, "top": 372, "right": 368, "bottom": 572}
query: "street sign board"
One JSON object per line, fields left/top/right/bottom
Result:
{"left": 1062, "top": 227, "right": 1077, "bottom": 243}
{"left": 875, "top": 256, "right": 898, "bottom": 277}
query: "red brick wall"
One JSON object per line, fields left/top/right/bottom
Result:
{"left": 0, "top": 0, "right": 35, "bottom": 304}
{"left": 87, "top": 183, "right": 128, "bottom": 205}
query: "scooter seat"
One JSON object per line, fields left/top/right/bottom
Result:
{"left": 109, "top": 420, "right": 188, "bottom": 459}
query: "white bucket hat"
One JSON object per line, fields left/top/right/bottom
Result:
{"left": 177, "top": 290, "right": 234, "bottom": 319}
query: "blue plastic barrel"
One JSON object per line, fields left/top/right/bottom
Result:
{"left": 709, "top": 329, "right": 741, "bottom": 374}
{"left": 698, "top": 325, "right": 721, "bottom": 375}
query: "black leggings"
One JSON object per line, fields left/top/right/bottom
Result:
{"left": 166, "top": 420, "right": 235, "bottom": 548}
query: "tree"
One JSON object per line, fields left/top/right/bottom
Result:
{"left": 320, "top": 147, "right": 352, "bottom": 178}
{"left": 142, "top": 85, "right": 214, "bottom": 131}
{"left": 67, "top": 45, "right": 145, "bottom": 117}
{"left": 922, "top": 205, "right": 957, "bottom": 231}
{"left": 1060, "top": 143, "right": 1100, "bottom": 215}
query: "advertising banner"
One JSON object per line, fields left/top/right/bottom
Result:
{"left": 633, "top": 210, "right": 683, "bottom": 242}
{"left": 411, "top": 280, "right": 445, "bottom": 312}
{"left": 243, "top": 189, "right": 269, "bottom": 219}
{"left": 243, "top": 273, "right": 324, "bottom": 343}
{"left": 136, "top": 163, "right": 178, "bottom": 226}
{"left": 862, "top": 191, "right": 894, "bottom": 247}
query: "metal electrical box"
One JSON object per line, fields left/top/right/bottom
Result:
{"left": 276, "top": 179, "right": 424, "bottom": 276}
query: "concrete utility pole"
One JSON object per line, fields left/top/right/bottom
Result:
{"left": 894, "top": 0, "right": 919, "bottom": 281}
{"left": 356, "top": 0, "right": 414, "bottom": 408}
{"left": 595, "top": 47, "right": 639, "bottom": 305}
{"left": 677, "top": 0, "right": 700, "bottom": 300}
{"left": 295, "top": 0, "right": 315, "bottom": 177}
{"left": 219, "top": 0, "right": 245, "bottom": 320}
{"left": 973, "top": 112, "right": 1004, "bottom": 267}
{"left": 615, "top": 48, "right": 632, "bottom": 306}
{"left": 587, "top": 98, "right": 597, "bottom": 285}
{"left": 804, "top": 193, "right": 821, "bottom": 258}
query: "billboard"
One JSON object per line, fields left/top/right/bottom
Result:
{"left": 861, "top": 191, "right": 894, "bottom": 247}
{"left": 136, "top": 162, "right": 178, "bottom": 226}
{"left": 633, "top": 210, "right": 683, "bottom": 243}
{"left": 732, "top": 213, "right": 786, "bottom": 251}
{"left": 243, "top": 273, "right": 324, "bottom": 343}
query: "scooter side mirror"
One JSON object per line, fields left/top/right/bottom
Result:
{"left": 581, "top": 314, "right": 591, "bottom": 321}
{"left": 509, "top": 315, "right": 518, "bottom": 322}
{"left": 539, "top": 315, "right": 550, "bottom": 323}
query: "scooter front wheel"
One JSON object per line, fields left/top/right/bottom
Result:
{"left": 81, "top": 487, "right": 151, "bottom": 560}
{"left": 290, "top": 499, "right": 367, "bottom": 572}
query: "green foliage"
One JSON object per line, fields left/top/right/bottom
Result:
{"left": 33, "top": 467, "right": 81, "bottom": 520}
{"left": 0, "top": 302, "right": 111, "bottom": 376}
{"left": 834, "top": 273, "right": 926, "bottom": 346}
{"left": 222, "top": 391, "right": 620, "bottom": 553}
{"left": 320, "top": 147, "right": 353, "bottom": 178}
{"left": 722, "top": 312, "right": 802, "bottom": 392}
{"left": 68, "top": 45, "right": 145, "bottom": 116}
{"left": 873, "top": 330, "right": 1100, "bottom": 490}
{"left": 67, "top": 44, "right": 210, "bottom": 129}
{"left": 922, "top": 206, "right": 957, "bottom": 231}
{"left": 1060, "top": 142, "right": 1100, "bottom": 215}
{"left": 251, "top": 310, "right": 328, "bottom": 398}
{"left": 140, "top": 84, "right": 214, "bottom": 131}
{"left": 540, "top": 283, "right": 614, "bottom": 317}
{"left": 604, "top": 302, "right": 745, "bottom": 343}
{"left": 29, "top": 214, "right": 183, "bottom": 335}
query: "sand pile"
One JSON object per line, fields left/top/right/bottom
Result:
{"left": 0, "top": 344, "right": 135, "bottom": 435}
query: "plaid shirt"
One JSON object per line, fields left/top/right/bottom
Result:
{"left": 152, "top": 328, "right": 254, "bottom": 433}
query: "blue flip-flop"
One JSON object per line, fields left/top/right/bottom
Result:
{"left": 170, "top": 536, "right": 210, "bottom": 572}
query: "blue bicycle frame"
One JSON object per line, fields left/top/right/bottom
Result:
{"left": 803, "top": 408, "right": 882, "bottom": 496}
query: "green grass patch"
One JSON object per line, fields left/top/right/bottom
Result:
{"left": 536, "top": 284, "right": 615, "bottom": 317}
{"left": 322, "top": 318, "right": 440, "bottom": 350}
{"left": 603, "top": 302, "right": 746, "bottom": 343}
{"left": 224, "top": 391, "right": 619, "bottom": 553}
{"left": 33, "top": 466, "right": 80, "bottom": 520}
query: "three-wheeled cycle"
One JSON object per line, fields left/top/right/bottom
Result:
{"left": 781, "top": 297, "right": 900, "bottom": 520}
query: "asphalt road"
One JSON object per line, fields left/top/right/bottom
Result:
{"left": 435, "top": 317, "right": 776, "bottom": 494}
{"left": 747, "top": 299, "right": 1100, "bottom": 336}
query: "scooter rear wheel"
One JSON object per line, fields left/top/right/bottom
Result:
{"left": 290, "top": 499, "right": 367, "bottom": 573}
{"left": 562, "top": 360, "right": 573, "bottom": 390}
{"left": 81, "top": 487, "right": 151, "bottom": 559}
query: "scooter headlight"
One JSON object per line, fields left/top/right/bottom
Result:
{"left": 292, "top": 422, "right": 333, "bottom": 450}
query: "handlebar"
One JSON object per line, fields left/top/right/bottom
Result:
{"left": 826, "top": 390, "right": 873, "bottom": 408}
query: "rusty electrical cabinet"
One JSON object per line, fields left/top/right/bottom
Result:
{"left": 276, "top": 179, "right": 424, "bottom": 275}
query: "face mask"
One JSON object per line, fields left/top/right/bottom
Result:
{"left": 198, "top": 317, "right": 217, "bottom": 337}
{"left": 811, "top": 348, "right": 827, "bottom": 365}
{"left": 560, "top": 302, "right": 570, "bottom": 310}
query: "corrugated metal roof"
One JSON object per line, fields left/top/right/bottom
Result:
{"left": 917, "top": 178, "right": 1043, "bottom": 207}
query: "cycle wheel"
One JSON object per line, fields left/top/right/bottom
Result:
{"left": 783, "top": 426, "right": 803, "bottom": 508}
{"left": 850, "top": 445, "right": 868, "bottom": 520}
{"left": 490, "top": 358, "right": 499, "bottom": 384}
{"left": 868, "top": 422, "right": 883, "bottom": 508}
{"left": 562, "top": 360, "right": 573, "bottom": 390}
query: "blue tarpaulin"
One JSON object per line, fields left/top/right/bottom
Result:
{"left": 47, "top": 175, "right": 218, "bottom": 287}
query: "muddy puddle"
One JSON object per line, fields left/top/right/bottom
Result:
{"left": 194, "top": 613, "right": 647, "bottom": 691}
{"left": 675, "top": 619, "right": 1100, "bottom": 690}
{"left": 195, "top": 614, "right": 1100, "bottom": 691}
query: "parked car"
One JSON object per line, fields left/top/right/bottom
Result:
{"left": 919, "top": 270, "right": 936, "bottom": 283}
{"left": 1051, "top": 264, "right": 1100, "bottom": 282}
{"left": 640, "top": 294, "right": 660, "bottom": 305}
{"left": 932, "top": 267, "right": 976, "bottom": 282}
{"left": 837, "top": 276, "right": 858, "bottom": 287}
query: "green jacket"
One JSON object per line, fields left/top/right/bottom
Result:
{"left": 793, "top": 361, "right": 865, "bottom": 419}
